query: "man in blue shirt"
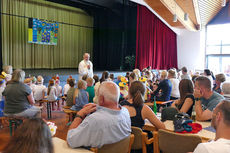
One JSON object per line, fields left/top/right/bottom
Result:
{"left": 194, "top": 76, "right": 224, "bottom": 121}
{"left": 67, "top": 81, "right": 131, "bottom": 148}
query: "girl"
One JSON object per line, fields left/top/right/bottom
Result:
{"left": 47, "top": 79, "right": 57, "bottom": 111}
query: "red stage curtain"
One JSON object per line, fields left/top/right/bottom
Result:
{"left": 135, "top": 5, "right": 178, "bottom": 70}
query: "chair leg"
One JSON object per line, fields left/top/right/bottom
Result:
{"left": 9, "top": 120, "right": 13, "bottom": 136}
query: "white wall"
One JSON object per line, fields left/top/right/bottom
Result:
{"left": 177, "top": 29, "right": 206, "bottom": 72}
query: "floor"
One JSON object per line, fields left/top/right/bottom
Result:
{"left": 0, "top": 104, "right": 69, "bottom": 151}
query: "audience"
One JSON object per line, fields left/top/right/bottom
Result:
{"left": 3, "top": 65, "right": 13, "bottom": 82}
{"left": 129, "top": 72, "right": 138, "bottom": 85}
{"left": 3, "top": 69, "right": 41, "bottom": 118}
{"left": 171, "top": 79, "right": 195, "bottom": 116}
{"left": 66, "top": 78, "right": 76, "bottom": 107}
{"left": 146, "top": 70, "right": 153, "bottom": 81}
{"left": 151, "top": 70, "right": 172, "bottom": 101}
{"left": 93, "top": 74, "right": 99, "bottom": 85}
{"left": 70, "top": 80, "right": 88, "bottom": 111}
{"left": 67, "top": 81, "right": 131, "bottom": 148}
{"left": 133, "top": 69, "right": 141, "bottom": 79}
{"left": 47, "top": 79, "right": 58, "bottom": 110}
{"left": 120, "top": 81, "right": 165, "bottom": 129}
{"left": 193, "top": 100, "right": 230, "bottom": 153}
{"left": 2, "top": 118, "right": 54, "bottom": 153}
{"left": 168, "top": 69, "right": 180, "bottom": 100}
{"left": 221, "top": 82, "right": 230, "bottom": 100}
{"left": 194, "top": 76, "right": 224, "bottom": 121}
{"left": 86, "top": 77, "right": 95, "bottom": 103}
{"left": 180, "top": 67, "right": 191, "bottom": 80}
{"left": 63, "top": 78, "right": 71, "bottom": 96}
{"left": 108, "top": 73, "right": 114, "bottom": 81}
{"left": 213, "top": 73, "right": 226, "bottom": 94}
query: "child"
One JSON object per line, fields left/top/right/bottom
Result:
{"left": 66, "top": 78, "right": 76, "bottom": 107}
{"left": 47, "top": 79, "right": 57, "bottom": 111}
{"left": 108, "top": 74, "right": 114, "bottom": 81}
{"left": 63, "top": 78, "right": 71, "bottom": 97}
{"left": 119, "top": 82, "right": 128, "bottom": 100}
{"left": 55, "top": 79, "right": 62, "bottom": 110}
{"left": 93, "top": 74, "right": 99, "bottom": 85}
{"left": 86, "top": 77, "right": 95, "bottom": 103}
{"left": 34, "top": 76, "right": 47, "bottom": 106}
{"left": 3, "top": 65, "right": 13, "bottom": 82}
{"left": 30, "top": 76, "right": 37, "bottom": 92}
{"left": 24, "top": 78, "right": 32, "bottom": 89}
{"left": 70, "top": 80, "right": 88, "bottom": 111}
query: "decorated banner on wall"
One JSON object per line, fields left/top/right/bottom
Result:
{"left": 28, "top": 18, "right": 59, "bottom": 45}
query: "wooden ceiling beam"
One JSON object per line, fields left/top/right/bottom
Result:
{"left": 159, "top": 0, "right": 197, "bottom": 31}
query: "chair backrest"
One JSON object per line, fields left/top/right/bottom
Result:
{"left": 98, "top": 134, "right": 131, "bottom": 153}
{"left": 131, "top": 126, "right": 143, "bottom": 150}
{"left": 158, "top": 129, "right": 202, "bottom": 153}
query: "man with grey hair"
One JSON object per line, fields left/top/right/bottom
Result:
{"left": 78, "top": 53, "right": 93, "bottom": 79}
{"left": 67, "top": 81, "right": 131, "bottom": 148}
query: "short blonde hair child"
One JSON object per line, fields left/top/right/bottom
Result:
{"left": 86, "top": 77, "right": 95, "bottom": 86}
{"left": 4, "top": 65, "right": 13, "bottom": 74}
{"left": 37, "top": 75, "right": 44, "bottom": 83}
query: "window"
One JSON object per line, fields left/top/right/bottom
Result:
{"left": 206, "top": 24, "right": 230, "bottom": 74}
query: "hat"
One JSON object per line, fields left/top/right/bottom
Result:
{"left": 161, "top": 107, "right": 179, "bottom": 122}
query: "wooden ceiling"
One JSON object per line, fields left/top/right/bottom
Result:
{"left": 144, "top": 0, "right": 229, "bottom": 31}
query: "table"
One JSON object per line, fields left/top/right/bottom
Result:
{"left": 144, "top": 120, "right": 215, "bottom": 141}
{"left": 53, "top": 137, "right": 93, "bottom": 153}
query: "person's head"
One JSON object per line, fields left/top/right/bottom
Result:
{"left": 31, "top": 76, "right": 37, "bottom": 84}
{"left": 109, "top": 74, "right": 114, "bottom": 81}
{"left": 179, "top": 79, "right": 194, "bottom": 104}
{"left": 204, "top": 69, "right": 211, "bottom": 76}
{"left": 181, "top": 67, "right": 187, "bottom": 75}
{"left": 215, "top": 73, "right": 226, "bottom": 85}
{"left": 211, "top": 100, "right": 230, "bottom": 130}
{"left": 48, "top": 79, "right": 55, "bottom": 95}
{"left": 55, "top": 79, "right": 60, "bottom": 86}
{"left": 168, "top": 69, "right": 176, "bottom": 79}
{"left": 66, "top": 78, "right": 71, "bottom": 84}
{"left": 69, "top": 78, "right": 76, "bottom": 88}
{"left": 77, "top": 80, "right": 87, "bottom": 90}
{"left": 100, "top": 71, "right": 109, "bottom": 83}
{"left": 129, "top": 72, "right": 137, "bottom": 84}
{"left": 221, "top": 82, "right": 230, "bottom": 95}
{"left": 98, "top": 81, "right": 120, "bottom": 107}
{"left": 117, "top": 75, "right": 122, "bottom": 81}
{"left": 194, "top": 76, "right": 212, "bottom": 97}
{"left": 146, "top": 71, "right": 151, "bottom": 77}
{"left": 147, "top": 66, "right": 151, "bottom": 71}
{"left": 37, "top": 75, "right": 44, "bottom": 84}
{"left": 86, "top": 77, "right": 94, "bottom": 87}
{"left": 24, "top": 78, "right": 32, "bottom": 86}
{"left": 11, "top": 69, "right": 25, "bottom": 83}
{"left": 160, "top": 70, "right": 168, "bottom": 80}
{"left": 3, "top": 65, "right": 13, "bottom": 75}
{"left": 93, "top": 74, "right": 99, "bottom": 85}
{"left": 129, "top": 81, "right": 145, "bottom": 107}
{"left": 82, "top": 74, "right": 88, "bottom": 81}
{"left": 192, "top": 75, "right": 199, "bottom": 85}
{"left": 2, "top": 118, "right": 53, "bottom": 153}
{"left": 125, "top": 72, "right": 130, "bottom": 78}
{"left": 133, "top": 69, "right": 141, "bottom": 78}
{"left": 83, "top": 53, "right": 90, "bottom": 61}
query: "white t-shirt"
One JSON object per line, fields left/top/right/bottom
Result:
{"left": 34, "top": 84, "right": 47, "bottom": 101}
{"left": 55, "top": 85, "right": 62, "bottom": 97}
{"left": 78, "top": 60, "right": 93, "bottom": 79}
{"left": 93, "top": 82, "right": 100, "bottom": 104}
{"left": 193, "top": 138, "right": 230, "bottom": 153}
{"left": 63, "top": 84, "right": 70, "bottom": 95}
{"left": 0, "top": 86, "right": 5, "bottom": 101}
{"left": 47, "top": 86, "right": 57, "bottom": 101}
{"left": 169, "top": 78, "right": 180, "bottom": 98}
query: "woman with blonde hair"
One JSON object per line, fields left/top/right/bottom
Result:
{"left": 213, "top": 73, "right": 226, "bottom": 94}
{"left": 3, "top": 69, "right": 41, "bottom": 118}
{"left": 2, "top": 118, "right": 54, "bottom": 153}
{"left": 71, "top": 80, "right": 89, "bottom": 111}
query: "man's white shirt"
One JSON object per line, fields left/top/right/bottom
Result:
{"left": 78, "top": 60, "right": 93, "bottom": 79}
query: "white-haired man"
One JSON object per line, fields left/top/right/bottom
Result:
{"left": 67, "top": 81, "right": 131, "bottom": 148}
{"left": 78, "top": 53, "right": 93, "bottom": 79}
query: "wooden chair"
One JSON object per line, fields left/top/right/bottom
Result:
{"left": 131, "top": 126, "right": 155, "bottom": 153}
{"left": 91, "top": 134, "right": 134, "bottom": 153}
{"left": 63, "top": 108, "right": 78, "bottom": 124}
{"left": 156, "top": 129, "right": 202, "bottom": 153}
{"left": 7, "top": 116, "right": 24, "bottom": 136}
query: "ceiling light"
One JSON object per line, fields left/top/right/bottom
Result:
{"left": 184, "top": 13, "right": 189, "bottom": 21}
{"left": 222, "top": 0, "right": 226, "bottom": 7}
{"left": 173, "top": 14, "right": 177, "bottom": 22}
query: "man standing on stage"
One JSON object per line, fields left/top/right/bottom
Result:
{"left": 78, "top": 53, "right": 93, "bottom": 80}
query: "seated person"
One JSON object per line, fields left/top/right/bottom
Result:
{"left": 34, "top": 76, "right": 47, "bottom": 103}
{"left": 171, "top": 79, "right": 195, "bottom": 116}
{"left": 221, "top": 82, "right": 230, "bottom": 100}
{"left": 67, "top": 81, "right": 131, "bottom": 148}
{"left": 66, "top": 78, "right": 76, "bottom": 107}
{"left": 86, "top": 77, "right": 95, "bottom": 103}
{"left": 3, "top": 69, "right": 41, "bottom": 118}
{"left": 70, "top": 80, "right": 88, "bottom": 111}
{"left": 151, "top": 71, "right": 172, "bottom": 101}
{"left": 120, "top": 81, "right": 165, "bottom": 130}
{"left": 194, "top": 76, "right": 224, "bottom": 121}
{"left": 2, "top": 118, "right": 53, "bottom": 153}
{"left": 193, "top": 100, "right": 230, "bottom": 153}
{"left": 213, "top": 73, "right": 226, "bottom": 94}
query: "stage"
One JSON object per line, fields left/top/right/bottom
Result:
{"left": 24, "top": 69, "right": 127, "bottom": 87}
